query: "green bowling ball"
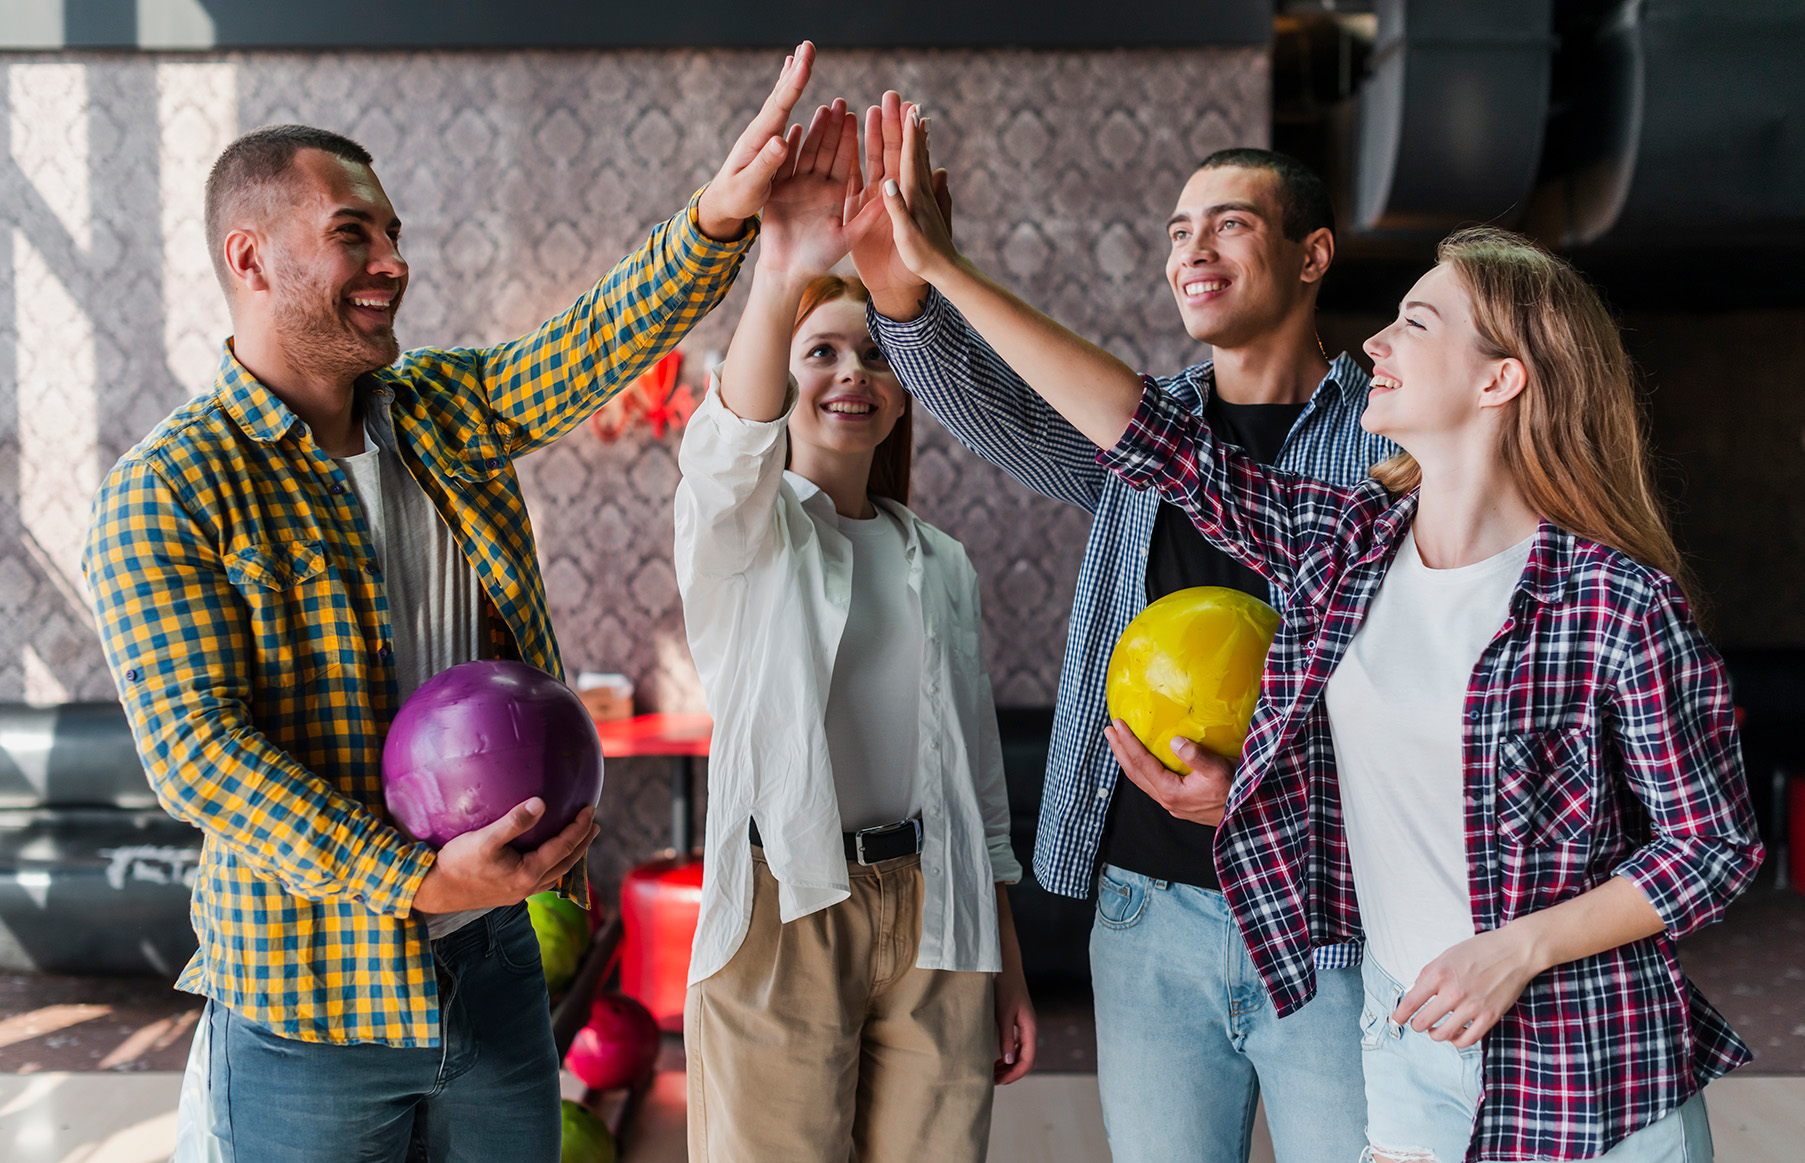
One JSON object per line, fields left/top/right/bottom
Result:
{"left": 560, "top": 1099, "right": 616, "bottom": 1163}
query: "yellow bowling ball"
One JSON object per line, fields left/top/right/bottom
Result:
{"left": 1105, "top": 586, "right": 1280, "bottom": 772}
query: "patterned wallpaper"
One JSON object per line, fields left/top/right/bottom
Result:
{"left": 0, "top": 47, "right": 1266, "bottom": 717}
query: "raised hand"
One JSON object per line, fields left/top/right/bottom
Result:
{"left": 759, "top": 99, "right": 864, "bottom": 277}
{"left": 879, "top": 104, "right": 963, "bottom": 285}
{"left": 696, "top": 41, "right": 817, "bottom": 241}
{"left": 848, "top": 92, "right": 952, "bottom": 319}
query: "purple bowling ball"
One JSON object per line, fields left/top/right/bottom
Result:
{"left": 382, "top": 660, "right": 603, "bottom": 851}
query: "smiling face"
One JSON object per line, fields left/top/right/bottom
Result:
{"left": 785, "top": 296, "right": 906, "bottom": 459}
{"left": 261, "top": 148, "right": 409, "bottom": 378}
{"left": 1164, "top": 165, "right": 1323, "bottom": 349}
{"left": 1360, "top": 262, "right": 1513, "bottom": 448}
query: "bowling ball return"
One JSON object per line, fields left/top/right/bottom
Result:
{"left": 550, "top": 713, "right": 711, "bottom": 1147}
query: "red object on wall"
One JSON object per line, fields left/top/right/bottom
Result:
{"left": 619, "top": 856, "right": 704, "bottom": 1032}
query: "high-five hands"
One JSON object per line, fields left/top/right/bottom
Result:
{"left": 1103, "top": 719, "right": 1233, "bottom": 827}
{"left": 877, "top": 105, "right": 965, "bottom": 286}
{"left": 696, "top": 41, "right": 819, "bottom": 242}
{"left": 848, "top": 92, "right": 951, "bottom": 318}
{"left": 757, "top": 99, "right": 872, "bottom": 276}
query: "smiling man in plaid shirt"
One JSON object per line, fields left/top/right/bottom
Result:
{"left": 83, "top": 43, "right": 825, "bottom": 1163}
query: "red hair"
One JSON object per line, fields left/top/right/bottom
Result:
{"left": 791, "top": 274, "right": 912, "bottom": 506}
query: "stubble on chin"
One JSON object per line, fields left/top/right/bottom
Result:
{"left": 269, "top": 257, "right": 401, "bottom": 380}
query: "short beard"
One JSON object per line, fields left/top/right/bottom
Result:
{"left": 269, "top": 250, "right": 401, "bottom": 381}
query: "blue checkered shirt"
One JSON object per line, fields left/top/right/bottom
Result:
{"left": 870, "top": 290, "right": 1397, "bottom": 968}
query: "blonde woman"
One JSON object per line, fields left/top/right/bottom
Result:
{"left": 876, "top": 110, "right": 1759, "bottom": 1161}
{"left": 674, "top": 100, "right": 1034, "bottom": 1163}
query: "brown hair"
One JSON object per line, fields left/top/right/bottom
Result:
{"left": 1370, "top": 226, "right": 1692, "bottom": 602}
{"left": 789, "top": 274, "right": 912, "bottom": 506}
{"left": 206, "top": 124, "right": 373, "bottom": 293}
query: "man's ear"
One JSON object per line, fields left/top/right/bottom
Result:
{"left": 223, "top": 228, "right": 270, "bottom": 295}
{"left": 1480, "top": 357, "right": 1529, "bottom": 410}
{"left": 1299, "top": 225, "right": 1334, "bottom": 286}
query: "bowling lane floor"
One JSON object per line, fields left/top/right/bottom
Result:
{"left": 1, "top": 1071, "right": 1802, "bottom": 1162}
{"left": 4, "top": 884, "right": 1803, "bottom": 1159}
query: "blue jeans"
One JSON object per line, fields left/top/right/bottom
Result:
{"left": 1359, "top": 957, "right": 1714, "bottom": 1161}
{"left": 1090, "top": 865, "right": 1367, "bottom": 1163}
{"left": 184, "top": 901, "right": 560, "bottom": 1163}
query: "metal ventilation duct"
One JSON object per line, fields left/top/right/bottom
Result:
{"left": 1531, "top": 0, "right": 1805, "bottom": 247}
{"left": 1352, "top": 0, "right": 1556, "bottom": 235}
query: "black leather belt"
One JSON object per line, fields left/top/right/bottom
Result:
{"left": 748, "top": 818, "right": 924, "bottom": 865}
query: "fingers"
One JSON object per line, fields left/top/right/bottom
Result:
{"left": 881, "top": 91, "right": 904, "bottom": 182}
{"left": 897, "top": 105, "right": 922, "bottom": 198}
{"left": 516, "top": 805, "right": 597, "bottom": 885}
{"left": 532, "top": 822, "right": 600, "bottom": 894}
{"left": 994, "top": 1004, "right": 1038, "bottom": 1084}
{"left": 1168, "top": 736, "right": 1232, "bottom": 780}
{"left": 755, "top": 41, "right": 815, "bottom": 140}
{"left": 863, "top": 105, "right": 884, "bottom": 189}
{"left": 827, "top": 106, "right": 860, "bottom": 186}
{"left": 480, "top": 796, "right": 547, "bottom": 849}
{"left": 735, "top": 133, "right": 792, "bottom": 200}
{"left": 794, "top": 102, "right": 835, "bottom": 178}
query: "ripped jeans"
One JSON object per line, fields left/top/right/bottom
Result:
{"left": 1357, "top": 957, "right": 1713, "bottom": 1162}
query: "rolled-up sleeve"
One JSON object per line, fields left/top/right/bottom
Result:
{"left": 1608, "top": 579, "right": 1763, "bottom": 938}
{"left": 673, "top": 376, "right": 797, "bottom": 586}
{"left": 83, "top": 459, "right": 435, "bottom": 917}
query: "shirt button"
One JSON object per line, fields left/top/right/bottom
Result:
{"left": 1466, "top": 709, "right": 1481, "bottom": 722}
{"left": 364, "top": 561, "right": 379, "bottom": 575}
{"left": 124, "top": 668, "right": 139, "bottom": 682}
{"left": 484, "top": 457, "right": 500, "bottom": 470}
{"left": 379, "top": 646, "right": 393, "bottom": 661}
{"left": 329, "top": 483, "right": 344, "bottom": 495}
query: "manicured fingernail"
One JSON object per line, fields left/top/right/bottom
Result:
{"left": 1005, "top": 1051, "right": 1015, "bottom": 1064}
{"left": 909, "top": 107, "right": 920, "bottom": 126}
{"left": 884, "top": 179, "right": 899, "bottom": 196}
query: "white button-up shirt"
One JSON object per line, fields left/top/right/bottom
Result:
{"left": 675, "top": 382, "right": 1022, "bottom": 986}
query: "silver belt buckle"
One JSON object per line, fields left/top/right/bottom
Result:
{"left": 854, "top": 819, "right": 920, "bottom": 865}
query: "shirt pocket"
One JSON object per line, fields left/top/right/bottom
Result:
{"left": 446, "top": 426, "right": 508, "bottom": 485}
{"left": 223, "top": 539, "right": 355, "bottom": 702}
{"left": 1494, "top": 726, "right": 1597, "bottom": 848}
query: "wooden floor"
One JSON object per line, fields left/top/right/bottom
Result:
{"left": 2, "top": 1070, "right": 1798, "bottom": 1162}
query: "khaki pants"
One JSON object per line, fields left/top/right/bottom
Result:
{"left": 686, "top": 850, "right": 997, "bottom": 1163}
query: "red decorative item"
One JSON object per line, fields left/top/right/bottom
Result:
{"left": 618, "top": 856, "right": 704, "bottom": 1032}
{"left": 588, "top": 351, "right": 699, "bottom": 443}
{"left": 564, "top": 993, "right": 661, "bottom": 1092}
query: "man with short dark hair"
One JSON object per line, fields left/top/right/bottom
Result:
{"left": 853, "top": 131, "right": 1396, "bottom": 1161}
{"left": 84, "top": 46, "right": 821, "bottom": 1163}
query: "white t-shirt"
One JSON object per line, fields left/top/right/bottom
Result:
{"left": 823, "top": 507, "right": 924, "bottom": 831}
{"left": 1323, "top": 529, "right": 1534, "bottom": 985}
{"left": 335, "top": 398, "right": 489, "bottom": 940}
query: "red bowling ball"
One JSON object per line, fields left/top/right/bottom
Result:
{"left": 565, "top": 993, "right": 660, "bottom": 1092}
{"left": 382, "top": 660, "right": 603, "bottom": 851}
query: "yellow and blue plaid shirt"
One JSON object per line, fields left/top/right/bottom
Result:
{"left": 83, "top": 191, "right": 753, "bottom": 1046}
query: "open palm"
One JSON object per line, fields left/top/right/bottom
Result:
{"left": 847, "top": 93, "right": 951, "bottom": 299}
{"left": 759, "top": 100, "right": 864, "bottom": 276}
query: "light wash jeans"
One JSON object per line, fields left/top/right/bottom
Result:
{"left": 174, "top": 901, "right": 560, "bottom": 1163}
{"left": 1090, "top": 864, "right": 1367, "bottom": 1163}
{"left": 1359, "top": 956, "right": 1714, "bottom": 1161}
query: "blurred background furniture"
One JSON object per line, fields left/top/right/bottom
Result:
{"left": 0, "top": 703, "right": 200, "bottom": 976}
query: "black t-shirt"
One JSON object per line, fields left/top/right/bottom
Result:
{"left": 1101, "top": 395, "right": 1307, "bottom": 889}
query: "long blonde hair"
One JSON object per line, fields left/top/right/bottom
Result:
{"left": 1370, "top": 227, "right": 1692, "bottom": 603}
{"left": 787, "top": 274, "right": 912, "bottom": 506}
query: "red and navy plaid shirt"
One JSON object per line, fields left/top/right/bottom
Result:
{"left": 1100, "top": 379, "right": 1761, "bottom": 1160}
